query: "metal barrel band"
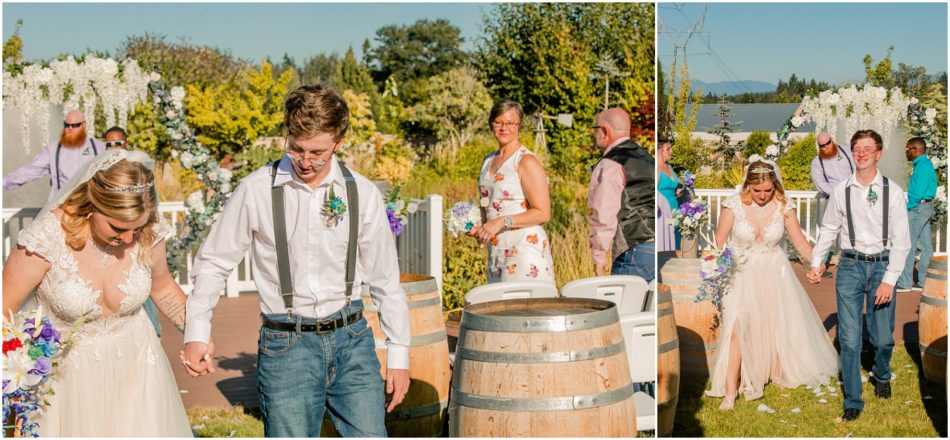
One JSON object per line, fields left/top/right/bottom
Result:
{"left": 657, "top": 339, "right": 680, "bottom": 354}
{"left": 656, "top": 306, "right": 674, "bottom": 318}
{"left": 457, "top": 340, "right": 626, "bottom": 363}
{"left": 460, "top": 307, "right": 618, "bottom": 333}
{"left": 918, "top": 343, "right": 947, "bottom": 358}
{"left": 656, "top": 395, "right": 680, "bottom": 412}
{"left": 363, "top": 295, "right": 442, "bottom": 312}
{"left": 401, "top": 279, "right": 438, "bottom": 296}
{"left": 920, "top": 295, "right": 948, "bottom": 307}
{"left": 385, "top": 399, "right": 448, "bottom": 422}
{"left": 656, "top": 291, "right": 672, "bottom": 304}
{"left": 451, "top": 384, "right": 634, "bottom": 412}
{"left": 925, "top": 272, "right": 948, "bottom": 281}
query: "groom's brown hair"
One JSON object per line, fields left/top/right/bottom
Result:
{"left": 283, "top": 84, "right": 349, "bottom": 142}
{"left": 850, "top": 129, "right": 884, "bottom": 151}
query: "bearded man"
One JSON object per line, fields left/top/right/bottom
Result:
{"left": 4, "top": 109, "right": 104, "bottom": 200}
{"left": 809, "top": 131, "right": 856, "bottom": 278}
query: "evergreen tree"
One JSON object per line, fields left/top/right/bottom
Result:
{"left": 706, "top": 96, "right": 742, "bottom": 164}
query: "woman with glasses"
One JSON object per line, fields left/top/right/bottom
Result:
{"left": 468, "top": 99, "right": 555, "bottom": 283}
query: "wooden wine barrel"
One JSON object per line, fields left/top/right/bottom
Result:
{"left": 920, "top": 256, "right": 947, "bottom": 384}
{"left": 658, "top": 256, "right": 719, "bottom": 378}
{"left": 321, "top": 274, "right": 450, "bottom": 437}
{"left": 656, "top": 284, "right": 680, "bottom": 437}
{"left": 449, "top": 298, "right": 636, "bottom": 437}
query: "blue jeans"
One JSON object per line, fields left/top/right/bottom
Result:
{"left": 256, "top": 302, "right": 386, "bottom": 437}
{"left": 835, "top": 254, "right": 896, "bottom": 412}
{"left": 611, "top": 241, "right": 655, "bottom": 282}
{"left": 142, "top": 298, "right": 162, "bottom": 337}
{"left": 898, "top": 202, "right": 934, "bottom": 288}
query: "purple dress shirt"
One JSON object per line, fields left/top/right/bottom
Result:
{"left": 4, "top": 138, "right": 102, "bottom": 201}
{"left": 809, "top": 146, "right": 855, "bottom": 198}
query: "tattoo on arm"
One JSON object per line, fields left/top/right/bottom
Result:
{"left": 156, "top": 290, "right": 187, "bottom": 334}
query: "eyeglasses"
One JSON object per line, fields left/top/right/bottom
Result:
{"left": 63, "top": 121, "right": 84, "bottom": 129}
{"left": 105, "top": 140, "right": 127, "bottom": 148}
{"left": 491, "top": 121, "right": 520, "bottom": 129}
{"left": 817, "top": 140, "right": 833, "bottom": 148}
{"left": 589, "top": 125, "right": 605, "bottom": 134}
{"left": 852, "top": 146, "right": 879, "bottom": 155}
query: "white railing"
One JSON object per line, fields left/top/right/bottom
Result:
{"left": 692, "top": 188, "right": 947, "bottom": 255}
{"left": 3, "top": 194, "right": 445, "bottom": 297}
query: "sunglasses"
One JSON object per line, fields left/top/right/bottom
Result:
{"left": 105, "top": 140, "right": 127, "bottom": 148}
{"left": 63, "top": 121, "right": 84, "bottom": 129}
{"left": 817, "top": 140, "right": 833, "bottom": 148}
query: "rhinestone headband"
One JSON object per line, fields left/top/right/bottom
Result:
{"left": 749, "top": 166, "right": 773, "bottom": 175}
{"left": 106, "top": 182, "right": 154, "bottom": 194}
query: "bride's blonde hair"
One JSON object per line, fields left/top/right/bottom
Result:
{"left": 60, "top": 160, "right": 159, "bottom": 266}
{"left": 740, "top": 160, "right": 787, "bottom": 208}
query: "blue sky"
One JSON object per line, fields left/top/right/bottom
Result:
{"left": 2, "top": 3, "right": 488, "bottom": 64}
{"left": 658, "top": 2, "right": 948, "bottom": 86}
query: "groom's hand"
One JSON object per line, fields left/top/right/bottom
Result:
{"left": 807, "top": 264, "right": 825, "bottom": 284}
{"left": 874, "top": 282, "right": 895, "bottom": 305}
{"left": 385, "top": 369, "right": 410, "bottom": 413}
{"left": 181, "top": 341, "right": 215, "bottom": 377}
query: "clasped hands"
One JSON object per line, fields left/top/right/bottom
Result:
{"left": 180, "top": 341, "right": 216, "bottom": 377}
{"left": 467, "top": 217, "right": 505, "bottom": 245}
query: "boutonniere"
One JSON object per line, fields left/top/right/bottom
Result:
{"left": 867, "top": 183, "right": 879, "bottom": 205}
{"left": 321, "top": 186, "right": 346, "bottom": 226}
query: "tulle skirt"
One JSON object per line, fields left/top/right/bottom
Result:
{"left": 705, "top": 248, "right": 839, "bottom": 401}
{"left": 36, "top": 309, "right": 192, "bottom": 437}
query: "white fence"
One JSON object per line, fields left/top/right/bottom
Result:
{"left": 692, "top": 189, "right": 947, "bottom": 255}
{"left": 3, "top": 194, "right": 444, "bottom": 297}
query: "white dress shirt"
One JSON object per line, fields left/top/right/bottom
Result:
{"left": 185, "top": 155, "right": 411, "bottom": 369}
{"left": 811, "top": 169, "right": 911, "bottom": 286}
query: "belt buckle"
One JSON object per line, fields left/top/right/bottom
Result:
{"left": 317, "top": 318, "right": 337, "bottom": 334}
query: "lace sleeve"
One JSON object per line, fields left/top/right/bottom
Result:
{"left": 721, "top": 193, "right": 742, "bottom": 214}
{"left": 783, "top": 201, "right": 797, "bottom": 217}
{"left": 150, "top": 215, "right": 175, "bottom": 248}
{"left": 15, "top": 211, "right": 62, "bottom": 262}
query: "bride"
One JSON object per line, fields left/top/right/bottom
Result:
{"left": 2, "top": 149, "right": 197, "bottom": 436}
{"left": 705, "top": 156, "right": 838, "bottom": 410}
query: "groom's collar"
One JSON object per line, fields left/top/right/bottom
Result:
{"left": 847, "top": 168, "right": 883, "bottom": 190}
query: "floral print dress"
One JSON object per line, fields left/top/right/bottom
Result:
{"left": 478, "top": 146, "right": 555, "bottom": 283}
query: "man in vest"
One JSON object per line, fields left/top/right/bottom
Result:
{"left": 182, "top": 84, "right": 410, "bottom": 437}
{"left": 810, "top": 131, "right": 855, "bottom": 278}
{"left": 808, "top": 129, "right": 910, "bottom": 422}
{"left": 4, "top": 109, "right": 103, "bottom": 200}
{"left": 587, "top": 108, "right": 655, "bottom": 281}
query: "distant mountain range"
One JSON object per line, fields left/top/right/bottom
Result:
{"left": 693, "top": 79, "right": 776, "bottom": 95}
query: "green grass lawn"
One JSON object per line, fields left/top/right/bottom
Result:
{"left": 672, "top": 344, "right": 947, "bottom": 437}
{"left": 188, "top": 406, "right": 263, "bottom": 438}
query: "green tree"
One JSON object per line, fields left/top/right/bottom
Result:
{"left": 863, "top": 46, "right": 895, "bottom": 88}
{"left": 119, "top": 34, "right": 245, "bottom": 88}
{"left": 706, "top": 96, "right": 742, "bottom": 163}
{"left": 3, "top": 19, "right": 23, "bottom": 65}
{"left": 412, "top": 66, "right": 493, "bottom": 151}
{"left": 367, "top": 18, "right": 467, "bottom": 102}
{"left": 477, "top": 3, "right": 653, "bottom": 180}
{"left": 184, "top": 60, "right": 294, "bottom": 159}
{"left": 666, "top": 63, "right": 707, "bottom": 176}
{"left": 777, "top": 133, "right": 817, "bottom": 191}
{"left": 300, "top": 52, "right": 339, "bottom": 86}
{"left": 743, "top": 130, "right": 773, "bottom": 159}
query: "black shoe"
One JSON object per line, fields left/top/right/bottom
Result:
{"left": 843, "top": 408, "right": 861, "bottom": 421}
{"left": 874, "top": 380, "right": 891, "bottom": 398}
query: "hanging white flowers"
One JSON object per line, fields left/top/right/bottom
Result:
{"left": 2, "top": 55, "right": 150, "bottom": 154}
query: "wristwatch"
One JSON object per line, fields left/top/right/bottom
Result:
{"left": 504, "top": 215, "right": 514, "bottom": 230}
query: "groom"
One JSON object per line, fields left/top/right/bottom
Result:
{"left": 807, "top": 129, "right": 910, "bottom": 422}
{"left": 182, "top": 84, "right": 411, "bottom": 437}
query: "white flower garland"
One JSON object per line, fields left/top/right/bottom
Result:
{"left": 2, "top": 56, "right": 150, "bottom": 154}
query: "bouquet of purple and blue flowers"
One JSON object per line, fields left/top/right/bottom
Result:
{"left": 672, "top": 199, "right": 709, "bottom": 239}
{"left": 695, "top": 247, "right": 736, "bottom": 311}
{"left": 445, "top": 201, "right": 482, "bottom": 238}
{"left": 384, "top": 186, "right": 419, "bottom": 237}
{"left": 3, "top": 307, "right": 78, "bottom": 437}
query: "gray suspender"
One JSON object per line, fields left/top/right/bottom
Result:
{"left": 270, "top": 160, "right": 360, "bottom": 315}
{"left": 845, "top": 177, "right": 889, "bottom": 249}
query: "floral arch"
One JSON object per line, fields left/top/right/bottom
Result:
{"left": 3, "top": 55, "right": 231, "bottom": 273}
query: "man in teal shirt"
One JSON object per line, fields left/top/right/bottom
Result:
{"left": 897, "top": 137, "right": 937, "bottom": 292}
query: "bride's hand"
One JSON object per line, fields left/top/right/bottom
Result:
{"left": 181, "top": 341, "right": 215, "bottom": 377}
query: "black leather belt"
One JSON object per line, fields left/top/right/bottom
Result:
{"left": 842, "top": 250, "right": 889, "bottom": 262}
{"left": 262, "top": 310, "right": 362, "bottom": 333}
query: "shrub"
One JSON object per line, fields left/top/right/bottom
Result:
{"left": 744, "top": 130, "right": 773, "bottom": 158}
{"left": 777, "top": 133, "right": 817, "bottom": 191}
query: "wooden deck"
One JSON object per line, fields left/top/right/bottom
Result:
{"left": 160, "top": 263, "right": 926, "bottom": 409}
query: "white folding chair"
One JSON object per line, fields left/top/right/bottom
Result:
{"left": 463, "top": 280, "right": 558, "bottom": 306}
{"left": 559, "top": 275, "right": 650, "bottom": 316}
{"left": 622, "top": 311, "right": 657, "bottom": 432}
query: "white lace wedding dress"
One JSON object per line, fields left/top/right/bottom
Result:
{"left": 17, "top": 211, "right": 192, "bottom": 437}
{"left": 705, "top": 194, "right": 838, "bottom": 401}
